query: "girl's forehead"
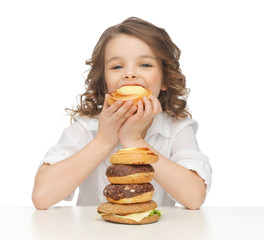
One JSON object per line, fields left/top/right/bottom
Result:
{"left": 105, "top": 34, "right": 157, "bottom": 59}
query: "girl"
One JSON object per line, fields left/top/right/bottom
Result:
{"left": 32, "top": 17, "right": 212, "bottom": 210}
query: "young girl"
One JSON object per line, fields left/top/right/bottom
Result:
{"left": 32, "top": 17, "right": 212, "bottom": 210}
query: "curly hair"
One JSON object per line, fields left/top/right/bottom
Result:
{"left": 67, "top": 17, "right": 191, "bottom": 120}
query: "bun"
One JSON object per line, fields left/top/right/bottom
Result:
{"left": 110, "top": 147, "right": 158, "bottom": 165}
{"left": 107, "top": 172, "right": 154, "bottom": 184}
{"left": 106, "top": 191, "right": 153, "bottom": 204}
{"left": 98, "top": 200, "right": 158, "bottom": 215}
{"left": 101, "top": 213, "right": 159, "bottom": 225}
{"left": 108, "top": 86, "right": 152, "bottom": 105}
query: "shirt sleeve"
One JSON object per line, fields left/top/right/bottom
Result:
{"left": 41, "top": 120, "right": 92, "bottom": 166}
{"left": 40, "top": 119, "right": 94, "bottom": 201}
{"left": 170, "top": 122, "right": 212, "bottom": 197}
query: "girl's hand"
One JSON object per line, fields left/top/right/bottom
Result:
{"left": 96, "top": 94, "right": 137, "bottom": 147}
{"left": 119, "top": 95, "right": 162, "bottom": 148}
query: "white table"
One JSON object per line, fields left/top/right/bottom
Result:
{"left": 0, "top": 206, "right": 264, "bottom": 240}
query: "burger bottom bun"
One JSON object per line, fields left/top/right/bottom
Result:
{"left": 107, "top": 172, "right": 154, "bottom": 184}
{"left": 101, "top": 213, "right": 160, "bottom": 225}
{"left": 98, "top": 200, "right": 158, "bottom": 215}
{"left": 106, "top": 191, "right": 153, "bottom": 204}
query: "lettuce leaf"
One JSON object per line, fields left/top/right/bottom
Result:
{"left": 148, "top": 209, "right": 161, "bottom": 217}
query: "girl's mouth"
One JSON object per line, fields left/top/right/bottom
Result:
{"left": 120, "top": 83, "right": 145, "bottom": 88}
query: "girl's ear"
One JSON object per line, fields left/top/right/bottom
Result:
{"left": 161, "top": 84, "right": 167, "bottom": 91}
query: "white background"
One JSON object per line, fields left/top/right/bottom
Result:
{"left": 0, "top": 0, "right": 263, "bottom": 207}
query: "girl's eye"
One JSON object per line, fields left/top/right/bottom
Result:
{"left": 112, "top": 65, "right": 123, "bottom": 70}
{"left": 140, "top": 63, "right": 152, "bottom": 68}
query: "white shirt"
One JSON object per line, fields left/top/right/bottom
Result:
{"left": 41, "top": 112, "right": 212, "bottom": 206}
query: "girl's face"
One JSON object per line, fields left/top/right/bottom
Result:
{"left": 104, "top": 34, "right": 166, "bottom": 97}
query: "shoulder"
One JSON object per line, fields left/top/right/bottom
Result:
{"left": 171, "top": 116, "right": 198, "bottom": 135}
{"left": 56, "top": 115, "right": 98, "bottom": 145}
{"left": 73, "top": 115, "right": 98, "bottom": 131}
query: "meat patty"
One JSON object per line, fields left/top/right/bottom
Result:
{"left": 106, "top": 164, "right": 154, "bottom": 177}
{"left": 103, "top": 183, "right": 154, "bottom": 200}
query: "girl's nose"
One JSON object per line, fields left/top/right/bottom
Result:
{"left": 124, "top": 73, "right": 137, "bottom": 80}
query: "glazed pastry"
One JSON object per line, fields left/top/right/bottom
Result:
{"left": 108, "top": 86, "right": 152, "bottom": 105}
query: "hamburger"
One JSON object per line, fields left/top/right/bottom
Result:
{"left": 107, "top": 85, "right": 152, "bottom": 105}
{"left": 98, "top": 147, "right": 161, "bottom": 224}
{"left": 97, "top": 200, "right": 161, "bottom": 224}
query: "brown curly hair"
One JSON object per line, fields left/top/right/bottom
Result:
{"left": 67, "top": 17, "right": 191, "bottom": 120}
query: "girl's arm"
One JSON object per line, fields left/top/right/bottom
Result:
{"left": 32, "top": 97, "right": 137, "bottom": 210}
{"left": 119, "top": 95, "right": 206, "bottom": 210}
{"left": 124, "top": 139, "right": 206, "bottom": 210}
{"left": 154, "top": 153, "right": 206, "bottom": 210}
{"left": 32, "top": 137, "right": 114, "bottom": 210}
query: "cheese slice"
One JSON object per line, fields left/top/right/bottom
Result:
{"left": 118, "top": 210, "right": 153, "bottom": 222}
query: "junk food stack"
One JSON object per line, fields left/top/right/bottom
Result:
{"left": 97, "top": 147, "right": 161, "bottom": 224}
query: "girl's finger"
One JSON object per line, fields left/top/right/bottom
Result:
{"left": 135, "top": 100, "right": 144, "bottom": 119}
{"left": 149, "top": 95, "right": 162, "bottom": 114}
{"left": 119, "top": 104, "right": 137, "bottom": 122}
{"left": 143, "top": 96, "right": 152, "bottom": 115}
{"left": 112, "top": 100, "right": 134, "bottom": 120}
{"left": 102, "top": 94, "right": 110, "bottom": 111}
{"left": 104, "top": 99, "right": 124, "bottom": 116}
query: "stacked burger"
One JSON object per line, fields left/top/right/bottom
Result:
{"left": 97, "top": 147, "right": 161, "bottom": 224}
